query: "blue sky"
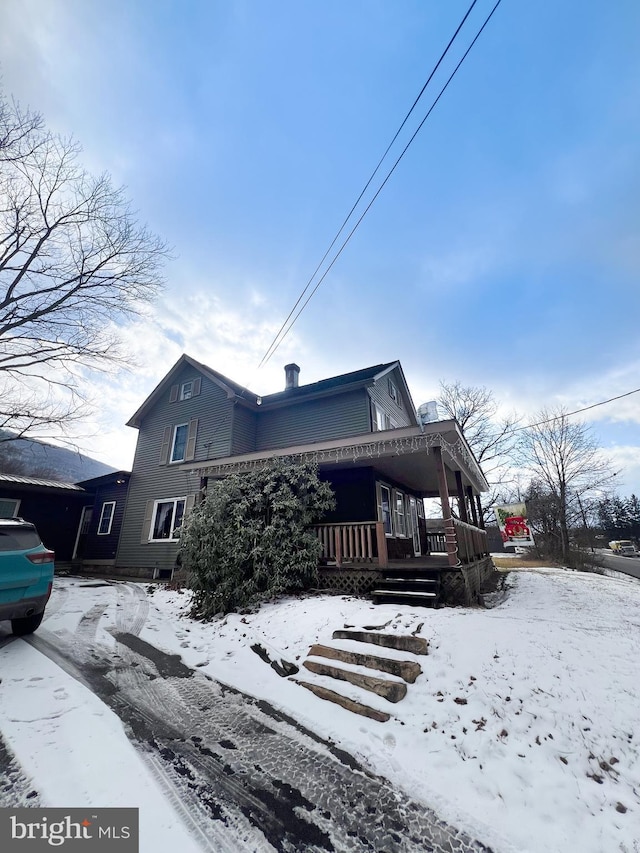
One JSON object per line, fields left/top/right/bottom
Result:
{"left": 1, "top": 0, "right": 639, "bottom": 494}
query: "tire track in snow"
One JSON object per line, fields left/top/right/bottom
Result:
{"left": 115, "top": 583, "right": 149, "bottom": 637}
{"left": 0, "top": 733, "right": 42, "bottom": 808}
{"left": 26, "top": 623, "right": 493, "bottom": 853}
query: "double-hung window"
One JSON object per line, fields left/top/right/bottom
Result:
{"left": 180, "top": 381, "right": 193, "bottom": 400}
{"left": 97, "top": 501, "right": 116, "bottom": 535}
{"left": 160, "top": 419, "right": 198, "bottom": 465}
{"left": 394, "top": 490, "right": 407, "bottom": 537}
{"left": 171, "top": 424, "right": 188, "bottom": 463}
{"left": 374, "top": 404, "right": 390, "bottom": 432}
{"left": 379, "top": 484, "right": 393, "bottom": 535}
{"left": 150, "top": 498, "right": 186, "bottom": 541}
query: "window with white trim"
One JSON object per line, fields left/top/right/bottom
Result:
{"left": 0, "top": 498, "right": 20, "bottom": 518}
{"left": 394, "top": 490, "right": 407, "bottom": 537}
{"left": 374, "top": 404, "right": 390, "bottom": 431}
{"left": 388, "top": 378, "right": 399, "bottom": 405}
{"left": 150, "top": 498, "right": 186, "bottom": 541}
{"left": 171, "top": 424, "right": 188, "bottom": 462}
{"left": 180, "top": 381, "right": 193, "bottom": 400}
{"left": 97, "top": 501, "right": 116, "bottom": 535}
{"left": 379, "top": 484, "right": 393, "bottom": 535}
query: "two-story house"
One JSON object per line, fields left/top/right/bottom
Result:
{"left": 113, "top": 355, "right": 492, "bottom": 605}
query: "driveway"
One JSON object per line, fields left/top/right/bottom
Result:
{"left": 1, "top": 580, "right": 492, "bottom": 853}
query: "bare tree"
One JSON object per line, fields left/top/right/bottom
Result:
{"left": 438, "top": 380, "right": 521, "bottom": 519}
{"left": 518, "top": 407, "right": 617, "bottom": 561}
{"left": 0, "top": 90, "right": 167, "bottom": 442}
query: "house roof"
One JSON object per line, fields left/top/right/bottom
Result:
{"left": 260, "top": 362, "right": 399, "bottom": 405}
{"left": 75, "top": 470, "right": 131, "bottom": 488}
{"left": 0, "top": 473, "right": 85, "bottom": 492}
{"left": 126, "top": 354, "right": 415, "bottom": 426}
{"left": 126, "top": 354, "right": 260, "bottom": 428}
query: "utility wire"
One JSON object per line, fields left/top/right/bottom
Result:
{"left": 512, "top": 387, "right": 640, "bottom": 433}
{"left": 260, "top": 0, "right": 503, "bottom": 369}
{"left": 257, "top": 0, "right": 483, "bottom": 370}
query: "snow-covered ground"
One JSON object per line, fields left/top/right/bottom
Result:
{"left": 1, "top": 566, "right": 639, "bottom": 853}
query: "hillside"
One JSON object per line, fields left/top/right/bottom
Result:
{"left": 0, "top": 431, "right": 117, "bottom": 483}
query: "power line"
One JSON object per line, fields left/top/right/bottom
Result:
{"left": 256, "top": 0, "right": 487, "bottom": 370}
{"left": 512, "top": 387, "right": 640, "bottom": 433}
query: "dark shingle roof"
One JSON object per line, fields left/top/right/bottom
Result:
{"left": 261, "top": 362, "right": 397, "bottom": 405}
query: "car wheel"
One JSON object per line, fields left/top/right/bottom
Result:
{"left": 11, "top": 612, "right": 45, "bottom": 636}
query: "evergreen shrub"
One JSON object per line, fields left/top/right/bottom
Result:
{"left": 179, "top": 458, "right": 335, "bottom": 618}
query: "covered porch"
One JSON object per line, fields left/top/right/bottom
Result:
{"left": 308, "top": 419, "right": 490, "bottom": 569}
{"left": 191, "top": 419, "right": 491, "bottom": 604}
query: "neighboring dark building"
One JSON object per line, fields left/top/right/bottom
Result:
{"left": 74, "top": 471, "right": 131, "bottom": 570}
{"left": 0, "top": 474, "right": 89, "bottom": 562}
{"left": 0, "top": 471, "right": 131, "bottom": 568}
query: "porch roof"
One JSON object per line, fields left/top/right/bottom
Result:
{"left": 189, "top": 420, "right": 488, "bottom": 496}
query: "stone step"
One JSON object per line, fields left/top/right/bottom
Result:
{"left": 308, "top": 643, "right": 422, "bottom": 684}
{"left": 332, "top": 630, "right": 429, "bottom": 656}
{"left": 302, "top": 660, "right": 407, "bottom": 703}
{"left": 294, "top": 680, "right": 390, "bottom": 722}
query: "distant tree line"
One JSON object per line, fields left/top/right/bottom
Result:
{"left": 595, "top": 495, "right": 640, "bottom": 542}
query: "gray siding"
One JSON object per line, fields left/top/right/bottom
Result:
{"left": 368, "top": 367, "right": 415, "bottom": 430}
{"left": 231, "top": 403, "right": 258, "bottom": 454}
{"left": 255, "top": 389, "right": 370, "bottom": 450}
{"left": 117, "top": 365, "right": 235, "bottom": 572}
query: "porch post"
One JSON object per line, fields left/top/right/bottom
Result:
{"left": 454, "top": 471, "right": 468, "bottom": 524}
{"left": 434, "top": 446, "right": 459, "bottom": 567}
{"left": 375, "top": 522, "right": 389, "bottom": 569}
{"left": 475, "top": 494, "right": 486, "bottom": 530}
{"left": 467, "top": 486, "right": 478, "bottom": 527}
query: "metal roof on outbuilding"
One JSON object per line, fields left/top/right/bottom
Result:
{"left": 0, "top": 473, "right": 86, "bottom": 492}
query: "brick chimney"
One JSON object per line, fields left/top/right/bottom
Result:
{"left": 284, "top": 363, "right": 300, "bottom": 390}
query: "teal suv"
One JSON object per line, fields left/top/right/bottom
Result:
{"left": 0, "top": 518, "right": 54, "bottom": 635}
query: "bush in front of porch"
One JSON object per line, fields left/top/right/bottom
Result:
{"left": 180, "top": 458, "right": 335, "bottom": 618}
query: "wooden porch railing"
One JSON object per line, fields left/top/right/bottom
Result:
{"left": 427, "top": 519, "right": 488, "bottom": 564}
{"left": 453, "top": 518, "right": 488, "bottom": 563}
{"left": 312, "top": 521, "right": 388, "bottom": 569}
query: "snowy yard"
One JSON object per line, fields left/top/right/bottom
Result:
{"left": 1, "top": 566, "right": 639, "bottom": 853}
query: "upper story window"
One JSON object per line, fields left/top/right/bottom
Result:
{"left": 97, "top": 501, "right": 116, "bottom": 535}
{"left": 388, "top": 379, "right": 401, "bottom": 406}
{"left": 169, "top": 377, "right": 201, "bottom": 403}
{"left": 171, "top": 424, "right": 188, "bottom": 463}
{"left": 374, "top": 404, "right": 390, "bottom": 431}
{"left": 159, "top": 418, "right": 198, "bottom": 465}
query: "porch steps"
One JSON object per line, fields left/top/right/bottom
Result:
{"left": 291, "top": 630, "right": 426, "bottom": 722}
{"left": 371, "top": 569, "right": 442, "bottom": 608}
